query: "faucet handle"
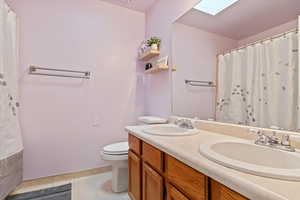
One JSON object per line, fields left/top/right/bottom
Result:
{"left": 250, "top": 129, "right": 267, "bottom": 144}
{"left": 174, "top": 119, "right": 181, "bottom": 125}
{"left": 270, "top": 131, "right": 280, "bottom": 143}
{"left": 184, "top": 119, "right": 194, "bottom": 129}
{"left": 281, "top": 134, "right": 291, "bottom": 146}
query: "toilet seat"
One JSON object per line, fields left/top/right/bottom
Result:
{"left": 103, "top": 142, "right": 128, "bottom": 155}
{"left": 102, "top": 141, "right": 128, "bottom": 161}
{"left": 101, "top": 151, "right": 128, "bottom": 161}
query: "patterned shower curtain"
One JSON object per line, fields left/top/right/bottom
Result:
{"left": 216, "top": 31, "right": 299, "bottom": 131}
{"left": 0, "top": 1, "right": 23, "bottom": 199}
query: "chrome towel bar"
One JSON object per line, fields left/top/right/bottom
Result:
{"left": 185, "top": 80, "right": 216, "bottom": 87}
{"left": 29, "top": 66, "right": 91, "bottom": 79}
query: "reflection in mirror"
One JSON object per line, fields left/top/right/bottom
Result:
{"left": 172, "top": 0, "right": 300, "bottom": 131}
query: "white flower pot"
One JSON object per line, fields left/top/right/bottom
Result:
{"left": 151, "top": 44, "right": 158, "bottom": 51}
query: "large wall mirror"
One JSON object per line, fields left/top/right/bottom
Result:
{"left": 172, "top": 0, "right": 300, "bottom": 132}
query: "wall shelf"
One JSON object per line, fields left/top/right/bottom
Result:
{"left": 145, "top": 65, "right": 172, "bottom": 74}
{"left": 139, "top": 50, "right": 160, "bottom": 61}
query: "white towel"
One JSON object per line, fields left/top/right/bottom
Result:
{"left": 138, "top": 116, "right": 168, "bottom": 124}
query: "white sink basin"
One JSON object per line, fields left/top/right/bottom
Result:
{"left": 199, "top": 139, "right": 300, "bottom": 181}
{"left": 142, "top": 124, "right": 199, "bottom": 136}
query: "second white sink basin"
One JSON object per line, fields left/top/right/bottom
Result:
{"left": 142, "top": 124, "right": 199, "bottom": 136}
{"left": 199, "top": 139, "right": 300, "bottom": 181}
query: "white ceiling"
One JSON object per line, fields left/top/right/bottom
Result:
{"left": 100, "top": 0, "right": 157, "bottom": 12}
{"left": 177, "top": 0, "right": 300, "bottom": 40}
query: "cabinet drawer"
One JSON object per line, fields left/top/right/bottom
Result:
{"left": 166, "top": 155, "right": 208, "bottom": 200}
{"left": 142, "top": 142, "right": 163, "bottom": 172}
{"left": 129, "top": 134, "right": 141, "bottom": 155}
{"left": 167, "top": 184, "right": 189, "bottom": 200}
{"left": 211, "top": 179, "right": 248, "bottom": 200}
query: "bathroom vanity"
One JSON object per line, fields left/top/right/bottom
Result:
{"left": 126, "top": 122, "right": 300, "bottom": 200}
{"left": 127, "top": 134, "right": 247, "bottom": 200}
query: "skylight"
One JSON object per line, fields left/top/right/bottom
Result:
{"left": 193, "top": 0, "right": 239, "bottom": 16}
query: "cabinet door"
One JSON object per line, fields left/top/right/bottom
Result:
{"left": 166, "top": 155, "right": 208, "bottom": 200}
{"left": 167, "top": 184, "right": 189, "bottom": 200}
{"left": 211, "top": 180, "right": 248, "bottom": 200}
{"left": 128, "top": 151, "right": 142, "bottom": 200}
{"left": 142, "top": 163, "right": 164, "bottom": 200}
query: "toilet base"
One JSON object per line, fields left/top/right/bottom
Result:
{"left": 111, "top": 160, "right": 128, "bottom": 193}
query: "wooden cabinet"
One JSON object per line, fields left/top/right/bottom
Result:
{"left": 128, "top": 151, "right": 142, "bottom": 200}
{"left": 142, "top": 163, "right": 164, "bottom": 200}
{"left": 142, "top": 142, "right": 163, "bottom": 173}
{"left": 166, "top": 155, "right": 208, "bottom": 200}
{"left": 167, "top": 184, "right": 189, "bottom": 200}
{"left": 129, "top": 134, "right": 142, "bottom": 155}
{"left": 128, "top": 133, "right": 248, "bottom": 200}
{"left": 210, "top": 180, "right": 248, "bottom": 200}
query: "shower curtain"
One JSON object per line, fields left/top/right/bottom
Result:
{"left": 216, "top": 31, "right": 299, "bottom": 131}
{"left": 0, "top": 1, "right": 23, "bottom": 199}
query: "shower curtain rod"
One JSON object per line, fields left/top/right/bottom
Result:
{"left": 218, "top": 28, "right": 298, "bottom": 56}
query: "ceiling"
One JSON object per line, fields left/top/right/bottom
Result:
{"left": 100, "top": 0, "right": 157, "bottom": 12}
{"left": 177, "top": 0, "right": 300, "bottom": 40}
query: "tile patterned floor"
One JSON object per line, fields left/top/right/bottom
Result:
{"left": 72, "top": 172, "right": 130, "bottom": 200}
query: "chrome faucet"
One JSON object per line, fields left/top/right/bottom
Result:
{"left": 174, "top": 119, "right": 194, "bottom": 129}
{"left": 250, "top": 129, "right": 295, "bottom": 152}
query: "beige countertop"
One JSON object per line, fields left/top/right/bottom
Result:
{"left": 125, "top": 124, "right": 300, "bottom": 200}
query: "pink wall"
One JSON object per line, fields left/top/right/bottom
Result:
{"left": 8, "top": 0, "right": 145, "bottom": 180}
{"left": 238, "top": 19, "right": 298, "bottom": 46}
{"left": 144, "top": 0, "right": 201, "bottom": 117}
{"left": 172, "top": 23, "right": 237, "bottom": 119}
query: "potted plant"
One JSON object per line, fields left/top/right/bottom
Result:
{"left": 147, "top": 37, "right": 161, "bottom": 51}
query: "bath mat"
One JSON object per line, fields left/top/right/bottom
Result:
{"left": 6, "top": 184, "right": 71, "bottom": 200}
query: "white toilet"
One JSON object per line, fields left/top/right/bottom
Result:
{"left": 101, "top": 141, "right": 129, "bottom": 193}
{"left": 101, "top": 116, "right": 167, "bottom": 193}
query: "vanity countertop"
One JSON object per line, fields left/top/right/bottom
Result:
{"left": 126, "top": 125, "right": 300, "bottom": 200}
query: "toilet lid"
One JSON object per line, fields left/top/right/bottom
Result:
{"left": 103, "top": 142, "right": 129, "bottom": 155}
